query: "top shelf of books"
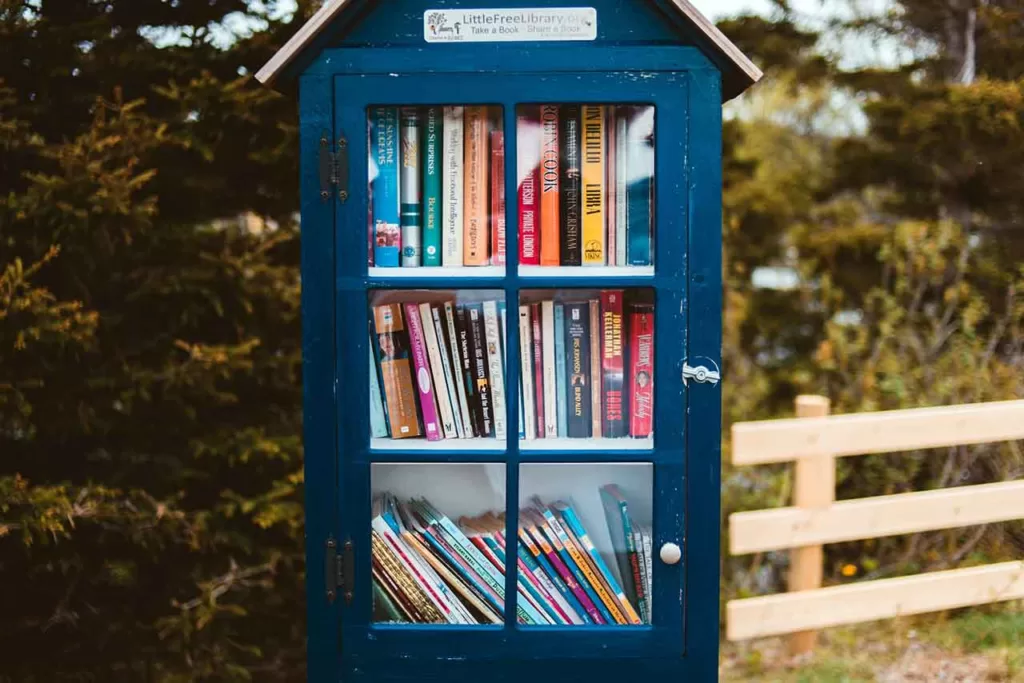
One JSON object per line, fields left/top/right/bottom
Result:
{"left": 368, "top": 103, "right": 655, "bottom": 276}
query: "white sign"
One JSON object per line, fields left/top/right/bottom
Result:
{"left": 424, "top": 8, "right": 598, "bottom": 43}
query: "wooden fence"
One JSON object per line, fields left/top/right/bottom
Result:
{"left": 725, "top": 396, "right": 1024, "bottom": 654}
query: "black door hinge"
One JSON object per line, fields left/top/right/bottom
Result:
{"left": 325, "top": 536, "right": 353, "bottom": 604}
{"left": 318, "top": 131, "right": 349, "bottom": 203}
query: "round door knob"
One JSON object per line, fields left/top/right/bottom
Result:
{"left": 660, "top": 542, "right": 682, "bottom": 565}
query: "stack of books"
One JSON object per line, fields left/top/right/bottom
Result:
{"left": 518, "top": 290, "right": 654, "bottom": 441}
{"left": 371, "top": 298, "right": 508, "bottom": 441}
{"left": 372, "top": 487, "right": 653, "bottom": 625}
{"left": 369, "top": 106, "right": 505, "bottom": 268}
{"left": 517, "top": 104, "right": 654, "bottom": 268}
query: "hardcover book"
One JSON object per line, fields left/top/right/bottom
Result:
{"left": 372, "top": 303, "right": 421, "bottom": 438}
{"left": 422, "top": 106, "right": 443, "bottom": 266}
{"left": 559, "top": 104, "right": 582, "bottom": 266}
{"left": 403, "top": 303, "right": 443, "bottom": 441}
{"left": 370, "top": 107, "right": 401, "bottom": 267}
{"left": 467, "top": 304, "right": 494, "bottom": 436}
{"left": 539, "top": 105, "right": 560, "bottom": 266}
{"left": 463, "top": 107, "right": 490, "bottom": 266}
{"left": 564, "top": 302, "right": 593, "bottom": 438}
{"left": 517, "top": 107, "right": 541, "bottom": 266}
{"left": 400, "top": 107, "right": 422, "bottom": 266}
{"left": 442, "top": 106, "right": 465, "bottom": 266}
{"left": 600, "top": 290, "right": 628, "bottom": 438}
{"left": 490, "top": 129, "right": 506, "bottom": 266}
{"left": 581, "top": 104, "right": 606, "bottom": 265}
{"left": 629, "top": 303, "right": 655, "bottom": 438}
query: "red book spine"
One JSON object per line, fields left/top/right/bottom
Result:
{"left": 517, "top": 108, "right": 540, "bottom": 265}
{"left": 600, "top": 291, "right": 627, "bottom": 438}
{"left": 628, "top": 305, "right": 654, "bottom": 437}
{"left": 490, "top": 129, "right": 506, "bottom": 266}
{"left": 531, "top": 302, "right": 545, "bottom": 435}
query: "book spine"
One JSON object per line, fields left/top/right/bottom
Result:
{"left": 372, "top": 529, "right": 444, "bottom": 623}
{"left": 564, "top": 302, "right": 592, "bottom": 438}
{"left": 370, "top": 107, "right": 400, "bottom": 267}
{"left": 537, "top": 514, "right": 614, "bottom": 624}
{"left": 641, "top": 526, "right": 653, "bottom": 618}
{"left": 539, "top": 105, "right": 560, "bottom": 266}
{"left": 615, "top": 110, "right": 629, "bottom": 266}
{"left": 545, "top": 508, "right": 627, "bottom": 625}
{"left": 375, "top": 515, "right": 463, "bottom": 623}
{"left": 601, "top": 290, "right": 628, "bottom": 438}
{"left": 559, "top": 104, "right": 582, "bottom": 266}
{"left": 403, "top": 303, "right": 443, "bottom": 441}
{"left": 444, "top": 302, "right": 475, "bottom": 438}
{"left": 606, "top": 107, "right": 617, "bottom": 267}
{"left": 432, "top": 304, "right": 464, "bottom": 439}
{"left": 482, "top": 301, "right": 506, "bottom": 438}
{"left": 517, "top": 107, "right": 541, "bottom": 266}
{"left": 369, "top": 345, "right": 389, "bottom": 438}
{"left": 372, "top": 573, "right": 409, "bottom": 622}
{"left": 553, "top": 303, "right": 568, "bottom": 437}
{"left": 541, "top": 300, "right": 558, "bottom": 438}
{"left": 518, "top": 529, "right": 586, "bottom": 624}
{"left": 442, "top": 106, "right": 465, "bottom": 266}
{"left": 526, "top": 525, "right": 604, "bottom": 624}
{"left": 402, "top": 531, "right": 478, "bottom": 624}
{"left": 626, "top": 107, "right": 654, "bottom": 266}
{"left": 400, "top": 107, "right": 422, "bottom": 266}
{"left": 530, "top": 302, "right": 545, "bottom": 436}
{"left": 517, "top": 544, "right": 575, "bottom": 624}
{"left": 581, "top": 105, "right": 606, "bottom": 265}
{"left": 468, "top": 304, "right": 494, "bottom": 437}
{"left": 463, "top": 106, "right": 489, "bottom": 266}
{"left": 518, "top": 305, "right": 537, "bottom": 440}
{"left": 455, "top": 306, "right": 481, "bottom": 437}
{"left": 490, "top": 128, "right": 506, "bottom": 266}
{"left": 422, "top": 106, "right": 443, "bottom": 266}
{"left": 599, "top": 486, "right": 639, "bottom": 617}
{"left": 419, "top": 522, "right": 503, "bottom": 613}
{"left": 372, "top": 304, "right": 421, "bottom": 438}
{"left": 420, "top": 303, "right": 458, "bottom": 439}
{"left": 372, "top": 537, "right": 427, "bottom": 622}
{"left": 629, "top": 304, "right": 655, "bottom": 438}
{"left": 589, "top": 299, "right": 603, "bottom": 438}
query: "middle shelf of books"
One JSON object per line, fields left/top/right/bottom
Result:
{"left": 371, "top": 462, "right": 654, "bottom": 626}
{"left": 369, "top": 288, "right": 656, "bottom": 448}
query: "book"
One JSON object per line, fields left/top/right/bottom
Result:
{"left": 553, "top": 303, "right": 568, "bottom": 437}
{"left": 564, "top": 302, "right": 592, "bottom": 438}
{"left": 372, "top": 304, "right": 421, "bottom": 438}
{"left": 629, "top": 303, "right": 655, "bottom": 438}
{"left": 518, "top": 528, "right": 588, "bottom": 624}
{"left": 431, "top": 304, "right": 464, "bottom": 438}
{"left": 600, "top": 484, "right": 648, "bottom": 623}
{"left": 400, "top": 107, "right": 422, "bottom": 266}
{"left": 467, "top": 304, "right": 494, "bottom": 436}
{"left": 444, "top": 302, "right": 475, "bottom": 438}
{"left": 372, "top": 528, "right": 445, "bottom": 623}
{"left": 615, "top": 109, "right": 629, "bottom": 266}
{"left": 523, "top": 512, "right": 606, "bottom": 624}
{"left": 422, "top": 106, "right": 443, "bottom": 266}
{"left": 589, "top": 299, "right": 603, "bottom": 438}
{"left": 420, "top": 303, "right": 458, "bottom": 439}
{"left": 518, "top": 305, "right": 537, "bottom": 440}
{"left": 539, "top": 105, "right": 560, "bottom": 266}
{"left": 626, "top": 107, "right": 654, "bottom": 266}
{"left": 559, "top": 104, "right": 582, "bottom": 266}
{"left": 600, "top": 290, "right": 628, "bottom": 438}
{"left": 455, "top": 306, "right": 482, "bottom": 437}
{"left": 369, "top": 344, "right": 389, "bottom": 438}
{"left": 403, "top": 303, "right": 443, "bottom": 441}
{"left": 370, "top": 107, "right": 400, "bottom": 267}
{"left": 442, "top": 106, "right": 465, "bottom": 266}
{"left": 372, "top": 533, "right": 431, "bottom": 622}
{"left": 463, "top": 107, "right": 489, "bottom": 266}
{"left": 541, "top": 300, "right": 558, "bottom": 439}
{"left": 606, "top": 106, "right": 617, "bottom": 267}
{"left": 373, "top": 571, "right": 409, "bottom": 622}
{"left": 517, "top": 107, "right": 541, "bottom": 266}
{"left": 530, "top": 302, "right": 545, "bottom": 436}
{"left": 482, "top": 301, "right": 506, "bottom": 438}
{"left": 490, "top": 128, "right": 506, "bottom": 266}
{"left": 581, "top": 105, "right": 605, "bottom": 265}
{"left": 641, "top": 525, "right": 653, "bottom": 619}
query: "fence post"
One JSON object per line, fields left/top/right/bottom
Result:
{"left": 788, "top": 394, "right": 833, "bottom": 656}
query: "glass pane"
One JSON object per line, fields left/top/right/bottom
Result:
{"left": 369, "top": 290, "right": 507, "bottom": 445}
{"left": 516, "top": 289, "right": 654, "bottom": 445}
{"left": 368, "top": 106, "right": 505, "bottom": 269}
{"left": 518, "top": 463, "right": 653, "bottom": 626}
{"left": 516, "top": 105, "right": 654, "bottom": 269}
{"left": 371, "top": 463, "right": 506, "bottom": 625}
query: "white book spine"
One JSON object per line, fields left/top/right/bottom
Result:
{"left": 444, "top": 302, "right": 475, "bottom": 438}
{"left": 400, "top": 107, "right": 422, "bottom": 266}
{"left": 518, "top": 305, "right": 536, "bottom": 440}
{"left": 419, "top": 303, "right": 458, "bottom": 439}
{"left": 369, "top": 346, "right": 388, "bottom": 438}
{"left": 482, "top": 301, "right": 507, "bottom": 438}
{"left": 430, "top": 304, "right": 465, "bottom": 439}
{"left": 541, "top": 300, "right": 558, "bottom": 438}
{"left": 641, "top": 527, "right": 653, "bottom": 620}
{"left": 442, "top": 106, "right": 465, "bottom": 266}
{"left": 615, "top": 111, "right": 628, "bottom": 267}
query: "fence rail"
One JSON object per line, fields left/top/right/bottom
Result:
{"left": 725, "top": 396, "right": 1024, "bottom": 653}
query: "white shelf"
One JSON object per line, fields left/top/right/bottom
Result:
{"left": 518, "top": 265, "right": 654, "bottom": 278}
{"left": 368, "top": 266, "right": 506, "bottom": 279}
{"left": 370, "top": 437, "right": 505, "bottom": 451}
{"left": 519, "top": 437, "right": 654, "bottom": 451}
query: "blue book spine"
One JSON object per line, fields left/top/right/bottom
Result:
{"left": 400, "top": 107, "right": 422, "bottom": 266}
{"left": 422, "top": 107, "right": 443, "bottom": 266}
{"left": 369, "top": 346, "right": 388, "bottom": 438}
{"left": 539, "top": 507, "right": 614, "bottom": 624}
{"left": 554, "top": 303, "right": 568, "bottom": 436}
{"left": 419, "top": 526, "right": 504, "bottom": 614}
{"left": 515, "top": 545, "right": 565, "bottom": 624}
{"left": 520, "top": 530, "right": 592, "bottom": 624}
{"left": 371, "top": 107, "right": 400, "bottom": 267}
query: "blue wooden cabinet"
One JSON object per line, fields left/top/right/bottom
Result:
{"left": 259, "top": 1, "right": 758, "bottom": 680}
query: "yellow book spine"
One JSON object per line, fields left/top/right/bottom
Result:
{"left": 581, "top": 105, "right": 605, "bottom": 265}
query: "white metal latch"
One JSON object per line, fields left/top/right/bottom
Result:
{"left": 682, "top": 361, "right": 720, "bottom": 387}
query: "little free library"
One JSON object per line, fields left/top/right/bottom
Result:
{"left": 257, "top": 1, "right": 760, "bottom": 681}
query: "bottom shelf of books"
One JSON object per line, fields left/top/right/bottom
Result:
{"left": 371, "top": 463, "right": 654, "bottom": 626}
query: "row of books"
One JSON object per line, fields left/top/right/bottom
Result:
{"left": 372, "top": 486, "right": 653, "bottom": 625}
{"left": 518, "top": 104, "right": 654, "bottom": 267}
{"left": 369, "top": 106, "right": 505, "bottom": 268}
{"left": 369, "top": 291, "right": 655, "bottom": 442}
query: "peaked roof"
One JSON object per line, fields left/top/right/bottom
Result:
{"left": 256, "top": 0, "right": 763, "bottom": 99}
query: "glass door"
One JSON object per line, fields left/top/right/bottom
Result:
{"left": 334, "top": 71, "right": 689, "bottom": 661}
